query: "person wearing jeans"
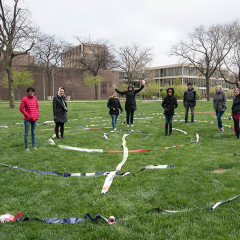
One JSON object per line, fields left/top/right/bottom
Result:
{"left": 107, "top": 92, "right": 123, "bottom": 130}
{"left": 213, "top": 85, "right": 227, "bottom": 132}
{"left": 20, "top": 87, "right": 39, "bottom": 151}
{"left": 162, "top": 88, "right": 178, "bottom": 136}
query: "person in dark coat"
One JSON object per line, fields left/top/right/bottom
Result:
{"left": 53, "top": 87, "right": 68, "bottom": 139}
{"left": 183, "top": 82, "right": 197, "bottom": 123}
{"left": 113, "top": 82, "right": 145, "bottom": 127}
{"left": 162, "top": 88, "right": 178, "bottom": 136}
{"left": 107, "top": 92, "right": 123, "bottom": 130}
{"left": 232, "top": 88, "right": 240, "bottom": 139}
{"left": 213, "top": 85, "right": 227, "bottom": 132}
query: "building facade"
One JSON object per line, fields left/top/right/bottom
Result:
{"left": 0, "top": 51, "right": 35, "bottom": 66}
{"left": 119, "top": 63, "right": 232, "bottom": 97}
{"left": 61, "top": 43, "right": 108, "bottom": 69}
{"left": 145, "top": 63, "right": 231, "bottom": 97}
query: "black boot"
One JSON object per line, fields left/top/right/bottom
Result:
{"left": 165, "top": 131, "right": 168, "bottom": 136}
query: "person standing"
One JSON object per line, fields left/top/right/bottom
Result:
{"left": 113, "top": 82, "right": 145, "bottom": 127}
{"left": 107, "top": 92, "right": 123, "bottom": 130}
{"left": 183, "top": 83, "right": 197, "bottom": 123}
{"left": 53, "top": 87, "right": 68, "bottom": 139}
{"left": 232, "top": 88, "right": 240, "bottom": 139}
{"left": 162, "top": 88, "right": 178, "bottom": 136}
{"left": 213, "top": 85, "right": 227, "bottom": 132}
{"left": 19, "top": 87, "right": 39, "bottom": 151}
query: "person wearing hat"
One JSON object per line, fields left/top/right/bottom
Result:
{"left": 113, "top": 82, "right": 145, "bottom": 127}
{"left": 183, "top": 83, "right": 197, "bottom": 123}
{"left": 162, "top": 88, "right": 178, "bottom": 136}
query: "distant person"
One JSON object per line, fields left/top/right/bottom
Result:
{"left": 162, "top": 88, "right": 178, "bottom": 136}
{"left": 183, "top": 82, "right": 197, "bottom": 123}
{"left": 232, "top": 88, "right": 240, "bottom": 139}
{"left": 53, "top": 87, "right": 68, "bottom": 139}
{"left": 107, "top": 92, "right": 123, "bottom": 130}
{"left": 19, "top": 87, "right": 39, "bottom": 151}
{"left": 213, "top": 85, "right": 227, "bottom": 132}
{"left": 113, "top": 82, "right": 145, "bottom": 127}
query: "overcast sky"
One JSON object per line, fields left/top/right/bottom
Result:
{"left": 14, "top": 0, "right": 240, "bottom": 66}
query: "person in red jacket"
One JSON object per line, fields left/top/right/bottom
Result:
{"left": 19, "top": 87, "right": 39, "bottom": 151}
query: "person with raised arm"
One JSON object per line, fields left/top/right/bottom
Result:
{"left": 113, "top": 82, "right": 145, "bottom": 127}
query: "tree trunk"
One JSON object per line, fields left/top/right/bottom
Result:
{"left": 206, "top": 78, "right": 210, "bottom": 101}
{"left": 47, "top": 71, "right": 52, "bottom": 96}
{"left": 95, "top": 84, "right": 98, "bottom": 100}
{"left": 6, "top": 67, "right": 15, "bottom": 108}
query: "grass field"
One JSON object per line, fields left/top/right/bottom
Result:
{"left": 0, "top": 99, "right": 240, "bottom": 239}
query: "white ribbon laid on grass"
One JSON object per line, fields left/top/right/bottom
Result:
{"left": 102, "top": 133, "right": 129, "bottom": 193}
{"left": 205, "top": 194, "right": 240, "bottom": 210}
{"left": 49, "top": 135, "right": 103, "bottom": 153}
{"left": 101, "top": 131, "right": 173, "bottom": 194}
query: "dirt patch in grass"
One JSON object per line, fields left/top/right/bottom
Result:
{"left": 211, "top": 168, "right": 229, "bottom": 173}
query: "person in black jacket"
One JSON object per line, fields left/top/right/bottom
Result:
{"left": 107, "top": 92, "right": 123, "bottom": 130}
{"left": 113, "top": 82, "right": 145, "bottom": 127}
{"left": 232, "top": 88, "right": 240, "bottom": 139}
{"left": 162, "top": 88, "right": 178, "bottom": 136}
{"left": 183, "top": 83, "right": 197, "bottom": 123}
{"left": 53, "top": 87, "right": 68, "bottom": 139}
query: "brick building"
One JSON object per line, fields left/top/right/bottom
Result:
{"left": 0, "top": 51, "right": 35, "bottom": 66}
{"left": 61, "top": 43, "right": 108, "bottom": 69}
{"left": 0, "top": 65, "right": 119, "bottom": 101}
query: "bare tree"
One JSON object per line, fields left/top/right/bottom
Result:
{"left": 69, "top": 37, "right": 118, "bottom": 99}
{"left": 0, "top": 0, "right": 36, "bottom": 108}
{"left": 169, "top": 21, "right": 238, "bottom": 101}
{"left": 219, "top": 25, "right": 240, "bottom": 88}
{"left": 32, "top": 32, "right": 70, "bottom": 96}
{"left": 116, "top": 43, "right": 153, "bottom": 85}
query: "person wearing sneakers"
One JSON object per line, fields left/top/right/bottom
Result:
{"left": 113, "top": 82, "right": 145, "bottom": 127}
{"left": 213, "top": 85, "right": 227, "bottom": 132}
{"left": 53, "top": 87, "right": 68, "bottom": 139}
{"left": 162, "top": 88, "right": 178, "bottom": 136}
{"left": 19, "top": 87, "right": 39, "bottom": 151}
{"left": 107, "top": 92, "right": 123, "bottom": 130}
{"left": 232, "top": 88, "right": 240, "bottom": 139}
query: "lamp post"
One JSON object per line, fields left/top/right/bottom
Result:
{"left": 112, "top": 71, "right": 115, "bottom": 86}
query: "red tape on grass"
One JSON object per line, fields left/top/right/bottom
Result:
{"left": 108, "top": 133, "right": 199, "bottom": 153}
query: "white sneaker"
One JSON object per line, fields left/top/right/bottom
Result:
{"left": 221, "top": 127, "right": 224, "bottom": 132}
{"left": 131, "top": 124, "right": 134, "bottom": 127}
{"left": 127, "top": 125, "right": 129, "bottom": 127}
{"left": 113, "top": 128, "right": 117, "bottom": 130}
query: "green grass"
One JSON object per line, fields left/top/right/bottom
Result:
{"left": 0, "top": 100, "right": 240, "bottom": 239}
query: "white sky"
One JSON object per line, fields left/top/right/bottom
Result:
{"left": 11, "top": 0, "right": 240, "bottom": 66}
